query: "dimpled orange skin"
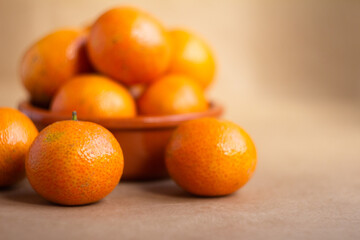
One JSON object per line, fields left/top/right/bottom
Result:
{"left": 50, "top": 74, "right": 136, "bottom": 118}
{"left": 20, "top": 29, "right": 92, "bottom": 107}
{"left": 165, "top": 118, "right": 257, "bottom": 196}
{"left": 138, "top": 74, "right": 208, "bottom": 115}
{"left": 26, "top": 120, "right": 124, "bottom": 205}
{"left": 87, "top": 7, "right": 172, "bottom": 85}
{"left": 0, "top": 108, "right": 38, "bottom": 187}
{"left": 168, "top": 29, "right": 216, "bottom": 89}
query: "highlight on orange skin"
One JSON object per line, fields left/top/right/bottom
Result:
{"left": 20, "top": 29, "right": 92, "bottom": 107}
{"left": 137, "top": 74, "right": 208, "bottom": 115}
{"left": 87, "top": 6, "right": 172, "bottom": 85}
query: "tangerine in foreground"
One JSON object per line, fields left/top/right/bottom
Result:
{"left": 0, "top": 108, "right": 38, "bottom": 187}
{"left": 25, "top": 112, "right": 124, "bottom": 205}
{"left": 165, "top": 117, "right": 256, "bottom": 196}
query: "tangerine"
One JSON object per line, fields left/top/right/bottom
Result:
{"left": 165, "top": 117, "right": 257, "bottom": 196}
{"left": 20, "top": 29, "right": 92, "bottom": 107}
{"left": 168, "top": 29, "right": 216, "bottom": 89}
{"left": 138, "top": 74, "right": 208, "bottom": 115}
{"left": 0, "top": 108, "right": 38, "bottom": 187}
{"left": 25, "top": 112, "right": 124, "bottom": 205}
{"left": 88, "top": 7, "right": 171, "bottom": 85}
{"left": 50, "top": 74, "right": 136, "bottom": 118}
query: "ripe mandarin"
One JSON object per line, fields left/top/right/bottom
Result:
{"left": 0, "top": 108, "right": 38, "bottom": 187}
{"left": 26, "top": 113, "right": 124, "bottom": 205}
{"left": 166, "top": 117, "right": 257, "bottom": 196}
{"left": 168, "top": 29, "right": 216, "bottom": 89}
{"left": 138, "top": 74, "right": 208, "bottom": 115}
{"left": 20, "top": 29, "right": 92, "bottom": 107}
{"left": 50, "top": 74, "right": 136, "bottom": 118}
{"left": 88, "top": 6, "right": 171, "bottom": 85}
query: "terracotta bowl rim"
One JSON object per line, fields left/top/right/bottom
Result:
{"left": 18, "top": 100, "right": 224, "bottom": 130}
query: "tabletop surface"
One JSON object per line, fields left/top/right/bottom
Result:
{"left": 1, "top": 81, "right": 360, "bottom": 240}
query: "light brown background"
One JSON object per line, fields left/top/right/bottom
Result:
{"left": 0, "top": 0, "right": 359, "bottom": 239}
{"left": 1, "top": 0, "right": 360, "bottom": 105}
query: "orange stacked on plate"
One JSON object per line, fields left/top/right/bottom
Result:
{"left": 20, "top": 6, "right": 216, "bottom": 117}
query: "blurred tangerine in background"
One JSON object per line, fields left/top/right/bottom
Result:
{"left": 138, "top": 74, "right": 209, "bottom": 115}
{"left": 87, "top": 6, "right": 172, "bottom": 86}
{"left": 167, "top": 29, "right": 216, "bottom": 89}
{"left": 50, "top": 74, "right": 136, "bottom": 118}
{"left": 20, "top": 29, "right": 92, "bottom": 107}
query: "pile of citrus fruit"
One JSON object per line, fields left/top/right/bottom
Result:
{"left": 20, "top": 6, "right": 214, "bottom": 116}
{"left": 0, "top": 6, "right": 257, "bottom": 206}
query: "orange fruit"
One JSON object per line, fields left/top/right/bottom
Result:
{"left": 138, "top": 74, "right": 208, "bottom": 115}
{"left": 50, "top": 74, "right": 136, "bottom": 118}
{"left": 168, "top": 29, "right": 216, "bottom": 89}
{"left": 165, "top": 118, "right": 256, "bottom": 196}
{"left": 20, "top": 29, "right": 92, "bottom": 107}
{"left": 87, "top": 6, "right": 171, "bottom": 85}
{"left": 0, "top": 108, "right": 38, "bottom": 187}
{"left": 25, "top": 113, "right": 124, "bottom": 205}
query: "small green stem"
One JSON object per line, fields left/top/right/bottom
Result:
{"left": 72, "top": 111, "right": 78, "bottom": 121}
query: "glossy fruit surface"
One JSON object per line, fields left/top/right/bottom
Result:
{"left": 50, "top": 74, "right": 136, "bottom": 118}
{"left": 166, "top": 117, "right": 256, "bottom": 196}
{"left": 138, "top": 74, "right": 208, "bottom": 115}
{"left": 20, "top": 29, "right": 91, "bottom": 107}
{"left": 168, "top": 29, "right": 215, "bottom": 89}
{"left": 88, "top": 7, "right": 171, "bottom": 85}
{"left": 0, "top": 108, "right": 38, "bottom": 187}
{"left": 26, "top": 117, "right": 124, "bottom": 205}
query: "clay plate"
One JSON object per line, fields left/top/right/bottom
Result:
{"left": 19, "top": 101, "right": 224, "bottom": 180}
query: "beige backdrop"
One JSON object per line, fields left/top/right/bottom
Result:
{"left": 1, "top": 0, "right": 360, "bottom": 108}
